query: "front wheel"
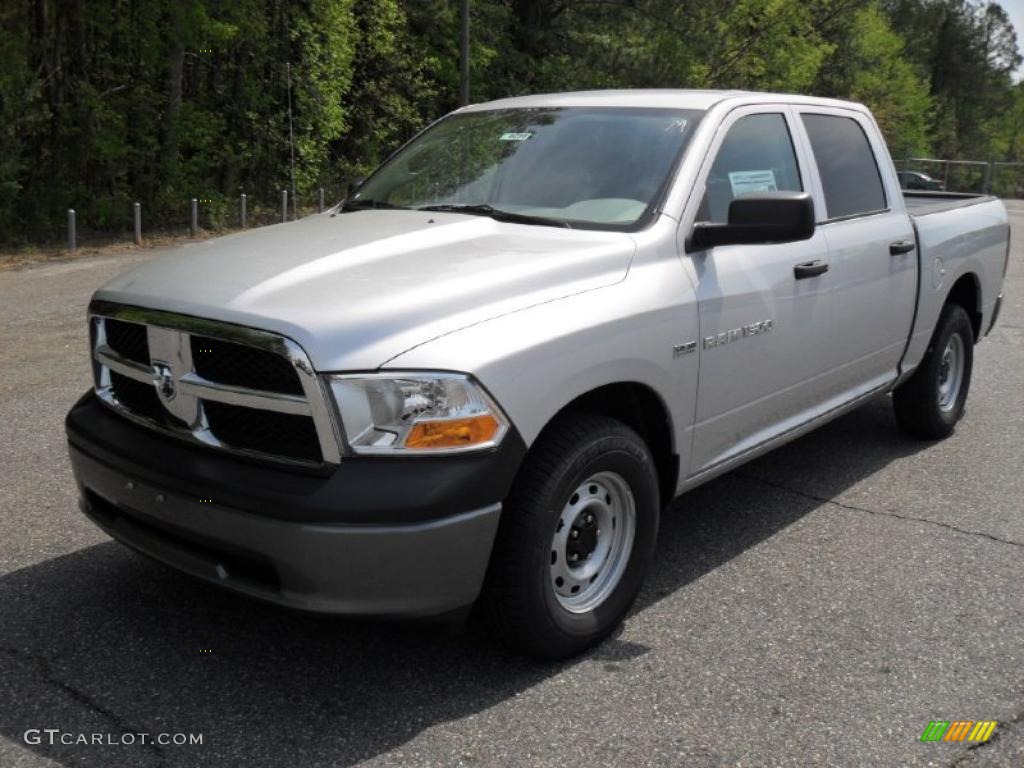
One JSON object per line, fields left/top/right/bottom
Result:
{"left": 893, "top": 303, "right": 974, "bottom": 439}
{"left": 479, "top": 412, "right": 660, "bottom": 659}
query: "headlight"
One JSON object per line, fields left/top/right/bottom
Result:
{"left": 327, "top": 373, "right": 509, "bottom": 454}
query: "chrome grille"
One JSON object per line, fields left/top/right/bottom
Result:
{"left": 109, "top": 370, "right": 185, "bottom": 428}
{"left": 203, "top": 401, "right": 322, "bottom": 463}
{"left": 89, "top": 300, "right": 341, "bottom": 465}
{"left": 105, "top": 319, "right": 149, "bottom": 365}
{"left": 190, "top": 335, "right": 304, "bottom": 395}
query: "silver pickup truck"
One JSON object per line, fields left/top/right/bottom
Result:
{"left": 66, "top": 90, "right": 1009, "bottom": 658}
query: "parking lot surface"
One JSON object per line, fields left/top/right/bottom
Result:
{"left": 1, "top": 209, "right": 1022, "bottom": 767}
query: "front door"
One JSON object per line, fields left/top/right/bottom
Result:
{"left": 683, "top": 107, "right": 837, "bottom": 476}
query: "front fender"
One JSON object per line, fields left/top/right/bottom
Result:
{"left": 385, "top": 257, "right": 700, "bottom": 473}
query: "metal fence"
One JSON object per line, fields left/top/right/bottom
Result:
{"left": 62, "top": 186, "right": 347, "bottom": 254}
{"left": 896, "top": 157, "right": 1024, "bottom": 198}
{"left": 50, "top": 158, "right": 1024, "bottom": 253}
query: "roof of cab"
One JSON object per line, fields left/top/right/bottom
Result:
{"left": 457, "top": 89, "right": 867, "bottom": 114}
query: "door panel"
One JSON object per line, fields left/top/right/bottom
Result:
{"left": 798, "top": 110, "right": 916, "bottom": 393}
{"left": 689, "top": 232, "right": 835, "bottom": 473}
{"left": 821, "top": 214, "right": 916, "bottom": 391}
{"left": 685, "top": 108, "right": 837, "bottom": 476}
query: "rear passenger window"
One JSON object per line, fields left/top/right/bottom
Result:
{"left": 699, "top": 113, "right": 802, "bottom": 224}
{"left": 801, "top": 114, "right": 887, "bottom": 219}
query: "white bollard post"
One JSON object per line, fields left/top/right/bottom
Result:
{"left": 67, "top": 209, "right": 76, "bottom": 252}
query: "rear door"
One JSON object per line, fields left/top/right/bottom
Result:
{"left": 680, "top": 106, "right": 837, "bottom": 476}
{"left": 794, "top": 108, "right": 917, "bottom": 395}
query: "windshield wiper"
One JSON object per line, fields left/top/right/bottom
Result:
{"left": 340, "top": 198, "right": 410, "bottom": 212}
{"left": 418, "top": 203, "right": 571, "bottom": 229}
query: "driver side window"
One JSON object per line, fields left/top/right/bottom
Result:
{"left": 698, "top": 113, "right": 803, "bottom": 224}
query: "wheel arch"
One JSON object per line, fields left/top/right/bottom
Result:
{"left": 944, "top": 271, "right": 982, "bottom": 342}
{"left": 533, "top": 381, "right": 679, "bottom": 509}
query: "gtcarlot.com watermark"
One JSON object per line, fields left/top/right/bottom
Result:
{"left": 24, "top": 729, "right": 203, "bottom": 747}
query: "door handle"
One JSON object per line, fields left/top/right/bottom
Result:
{"left": 794, "top": 260, "right": 829, "bottom": 279}
{"left": 889, "top": 240, "right": 915, "bottom": 255}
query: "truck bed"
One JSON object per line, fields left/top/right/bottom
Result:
{"left": 899, "top": 194, "right": 1008, "bottom": 382}
{"left": 903, "top": 191, "right": 999, "bottom": 217}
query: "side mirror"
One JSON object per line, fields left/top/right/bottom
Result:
{"left": 689, "top": 192, "right": 815, "bottom": 250}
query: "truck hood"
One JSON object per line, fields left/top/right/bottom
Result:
{"left": 95, "top": 210, "right": 635, "bottom": 370}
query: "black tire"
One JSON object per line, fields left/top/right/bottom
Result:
{"left": 479, "top": 411, "right": 660, "bottom": 659}
{"left": 893, "top": 303, "right": 974, "bottom": 439}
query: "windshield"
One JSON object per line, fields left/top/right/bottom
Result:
{"left": 351, "top": 107, "right": 704, "bottom": 230}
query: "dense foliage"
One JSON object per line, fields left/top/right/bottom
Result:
{"left": 1, "top": 0, "right": 1021, "bottom": 244}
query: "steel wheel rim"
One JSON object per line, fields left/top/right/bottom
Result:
{"left": 937, "top": 333, "right": 965, "bottom": 412}
{"left": 549, "top": 471, "right": 636, "bottom": 614}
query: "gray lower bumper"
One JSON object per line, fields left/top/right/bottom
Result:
{"left": 70, "top": 445, "right": 501, "bottom": 617}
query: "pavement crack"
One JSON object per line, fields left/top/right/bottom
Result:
{"left": 0, "top": 645, "right": 166, "bottom": 760}
{"left": 736, "top": 474, "right": 1024, "bottom": 549}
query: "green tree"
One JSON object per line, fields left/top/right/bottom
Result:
{"left": 818, "top": 4, "right": 932, "bottom": 156}
{"left": 2, "top": 0, "right": 1022, "bottom": 246}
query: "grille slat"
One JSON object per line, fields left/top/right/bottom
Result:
{"left": 191, "top": 336, "right": 303, "bottom": 395}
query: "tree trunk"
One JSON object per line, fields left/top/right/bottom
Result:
{"left": 161, "top": 7, "right": 184, "bottom": 179}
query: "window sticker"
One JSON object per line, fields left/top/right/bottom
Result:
{"left": 499, "top": 132, "right": 533, "bottom": 142}
{"left": 728, "top": 170, "right": 778, "bottom": 196}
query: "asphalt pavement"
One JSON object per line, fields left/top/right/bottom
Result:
{"left": 1, "top": 210, "right": 1022, "bottom": 767}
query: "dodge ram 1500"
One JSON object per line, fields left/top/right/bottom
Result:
{"left": 66, "top": 90, "right": 1009, "bottom": 658}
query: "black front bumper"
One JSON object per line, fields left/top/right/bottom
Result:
{"left": 66, "top": 392, "right": 526, "bottom": 616}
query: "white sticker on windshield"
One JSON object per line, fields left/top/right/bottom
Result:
{"left": 500, "top": 132, "right": 533, "bottom": 142}
{"left": 666, "top": 118, "right": 689, "bottom": 134}
{"left": 728, "top": 170, "right": 778, "bottom": 196}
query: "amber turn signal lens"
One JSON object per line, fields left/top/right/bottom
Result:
{"left": 404, "top": 414, "right": 500, "bottom": 449}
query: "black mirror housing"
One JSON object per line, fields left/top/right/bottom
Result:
{"left": 689, "top": 192, "right": 816, "bottom": 250}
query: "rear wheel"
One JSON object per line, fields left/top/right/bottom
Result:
{"left": 480, "top": 412, "right": 660, "bottom": 659}
{"left": 893, "top": 303, "right": 974, "bottom": 439}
